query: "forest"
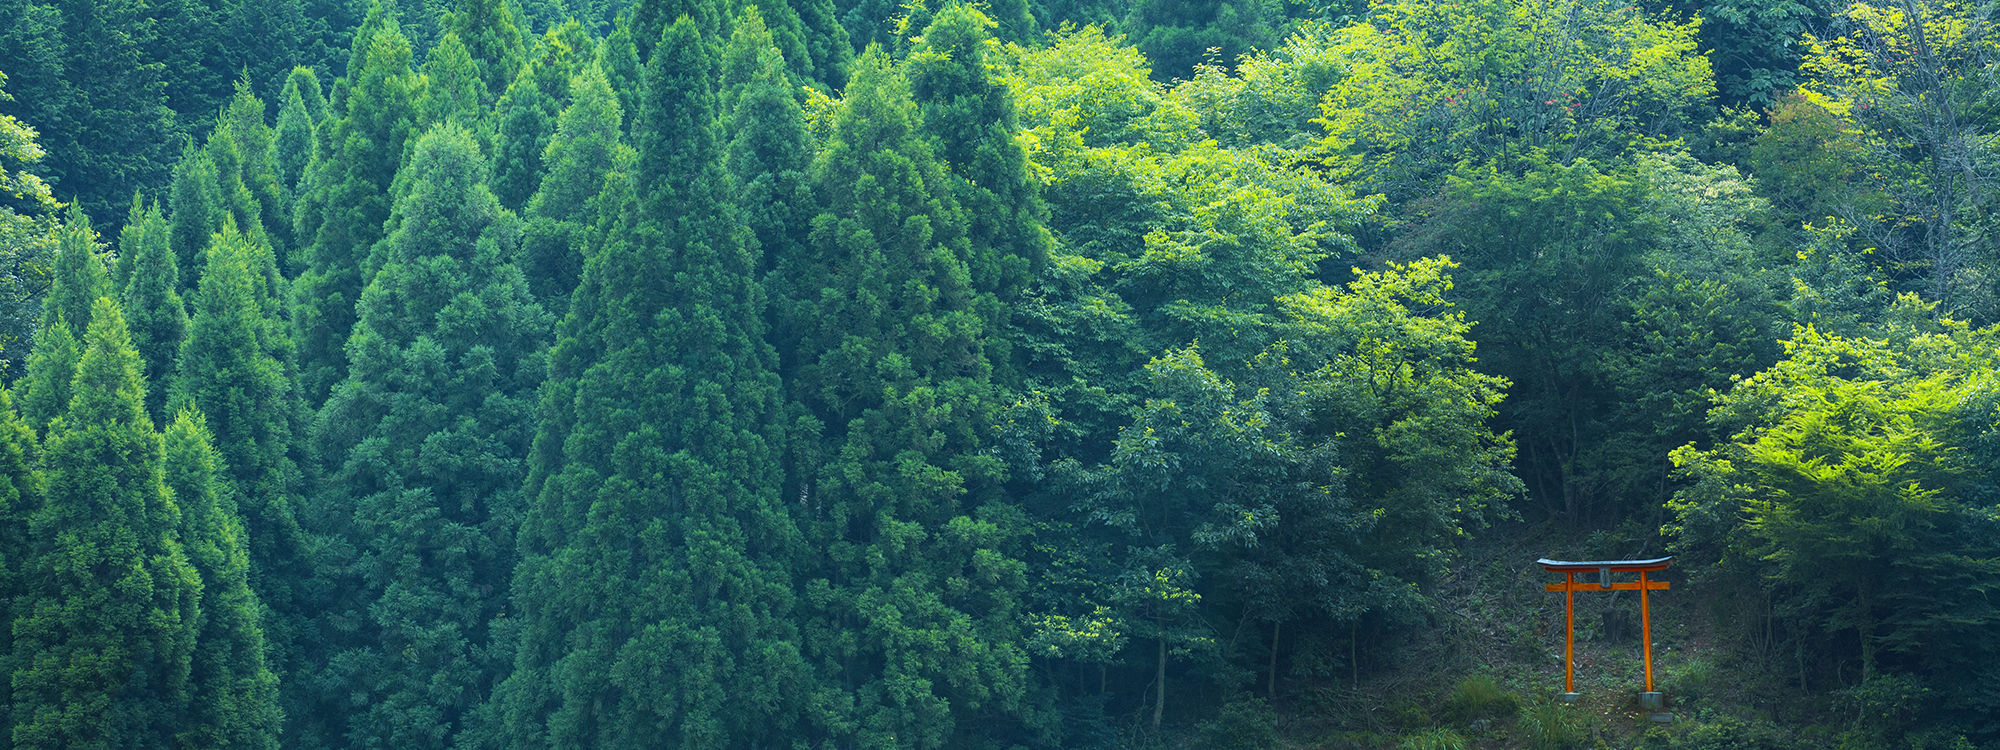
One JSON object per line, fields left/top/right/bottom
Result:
{"left": 0, "top": 0, "right": 1996, "bottom": 747}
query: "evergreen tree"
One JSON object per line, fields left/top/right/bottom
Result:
{"left": 171, "top": 223, "right": 311, "bottom": 726}
{"left": 421, "top": 31, "right": 488, "bottom": 129}
{"left": 168, "top": 140, "right": 226, "bottom": 295}
{"left": 520, "top": 62, "right": 627, "bottom": 316}
{"left": 497, "top": 17, "right": 805, "bottom": 749}
{"left": 118, "top": 200, "right": 187, "bottom": 423}
{"left": 10, "top": 296, "right": 200, "bottom": 750}
{"left": 40, "top": 204, "right": 109, "bottom": 339}
{"left": 446, "top": 0, "right": 530, "bottom": 107}
{"left": 596, "top": 14, "right": 644, "bottom": 133}
{"left": 312, "top": 120, "right": 548, "bottom": 750}
{"left": 0, "top": 388, "right": 42, "bottom": 723}
{"left": 724, "top": 7, "right": 814, "bottom": 278}
{"left": 15, "top": 315, "right": 77, "bottom": 433}
{"left": 747, "top": 0, "right": 853, "bottom": 89}
{"left": 275, "top": 67, "right": 324, "bottom": 193}
{"left": 779, "top": 46, "right": 1031, "bottom": 749}
{"left": 163, "top": 408, "right": 282, "bottom": 750}
{"left": 208, "top": 79, "right": 291, "bottom": 264}
{"left": 292, "top": 2, "right": 421, "bottom": 405}
{"left": 491, "top": 20, "right": 594, "bottom": 211}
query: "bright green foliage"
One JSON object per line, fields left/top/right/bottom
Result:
{"left": 1672, "top": 315, "right": 2000, "bottom": 687}
{"left": 498, "top": 17, "right": 803, "bottom": 749}
{"left": 491, "top": 20, "right": 595, "bottom": 211}
{"left": 1748, "top": 94, "right": 1885, "bottom": 241}
{"left": 309, "top": 121, "right": 548, "bottom": 750}
{"left": 170, "top": 223, "right": 311, "bottom": 717}
{"left": 780, "top": 47, "right": 1034, "bottom": 748}
{"left": 41, "top": 204, "right": 109, "bottom": 340}
{"left": 520, "top": 62, "right": 628, "bottom": 316}
{"left": 117, "top": 200, "right": 186, "bottom": 423}
{"left": 1164, "top": 23, "right": 1347, "bottom": 147}
{"left": 907, "top": 4, "right": 1050, "bottom": 343}
{"left": 10, "top": 296, "right": 200, "bottom": 750}
{"left": 292, "top": 4, "right": 421, "bottom": 405}
{"left": 446, "top": 0, "right": 530, "bottom": 107}
{"left": 421, "top": 31, "right": 488, "bottom": 129}
{"left": 0, "top": 70, "right": 62, "bottom": 378}
{"left": 275, "top": 67, "right": 325, "bottom": 193}
{"left": 723, "top": 8, "right": 813, "bottom": 277}
{"left": 169, "top": 141, "right": 226, "bottom": 288}
{"left": 163, "top": 408, "right": 282, "bottom": 750}
{"left": 210, "top": 80, "right": 290, "bottom": 261}
{"left": 16, "top": 312, "right": 77, "bottom": 432}
{"left": 1315, "top": 0, "right": 1712, "bottom": 201}
{"left": 0, "top": 388, "right": 38, "bottom": 724}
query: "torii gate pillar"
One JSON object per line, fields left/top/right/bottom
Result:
{"left": 1537, "top": 557, "right": 1672, "bottom": 708}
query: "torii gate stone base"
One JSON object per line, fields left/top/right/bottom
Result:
{"left": 1537, "top": 557, "right": 1673, "bottom": 718}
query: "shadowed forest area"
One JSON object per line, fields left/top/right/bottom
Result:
{"left": 0, "top": 0, "right": 1996, "bottom": 747}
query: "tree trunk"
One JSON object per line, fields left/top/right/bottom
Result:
{"left": 1153, "top": 637, "right": 1166, "bottom": 729}
{"left": 1858, "top": 577, "right": 1877, "bottom": 683}
{"left": 1268, "top": 620, "right": 1281, "bottom": 698}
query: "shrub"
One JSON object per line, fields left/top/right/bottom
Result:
{"left": 1194, "top": 698, "right": 1278, "bottom": 750}
{"left": 1443, "top": 675, "right": 1519, "bottom": 724}
{"left": 1397, "top": 727, "right": 1468, "bottom": 750}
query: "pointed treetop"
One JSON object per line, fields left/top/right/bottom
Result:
{"left": 68, "top": 296, "right": 148, "bottom": 430}
{"left": 528, "top": 63, "right": 625, "bottom": 221}
{"left": 42, "top": 204, "right": 110, "bottom": 339}
{"left": 447, "top": 0, "right": 530, "bottom": 105}
{"left": 422, "top": 31, "right": 487, "bottom": 127}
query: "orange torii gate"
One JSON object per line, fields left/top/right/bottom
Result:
{"left": 1538, "top": 557, "right": 1672, "bottom": 709}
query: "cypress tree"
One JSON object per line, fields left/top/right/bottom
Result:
{"left": 169, "top": 141, "right": 227, "bottom": 294}
{"left": 780, "top": 47, "right": 1030, "bottom": 748}
{"left": 520, "top": 62, "right": 627, "bottom": 316}
{"left": 446, "top": 0, "right": 530, "bottom": 107}
{"left": 0, "top": 388, "right": 42, "bottom": 723}
{"left": 112, "top": 194, "right": 144, "bottom": 292}
{"left": 275, "top": 67, "right": 324, "bottom": 193}
{"left": 596, "top": 15, "right": 644, "bottom": 133}
{"left": 16, "top": 320, "right": 78, "bottom": 434}
{"left": 119, "top": 201, "right": 188, "bottom": 423}
{"left": 209, "top": 80, "right": 291, "bottom": 263}
{"left": 163, "top": 408, "right": 282, "bottom": 750}
{"left": 10, "top": 296, "right": 200, "bottom": 750}
{"left": 751, "top": 0, "right": 852, "bottom": 89}
{"left": 40, "top": 205, "right": 110, "bottom": 339}
{"left": 723, "top": 8, "right": 814, "bottom": 278}
{"left": 312, "top": 120, "right": 549, "bottom": 750}
{"left": 497, "top": 17, "right": 804, "bottom": 749}
{"left": 292, "top": 2, "right": 421, "bottom": 405}
{"left": 420, "top": 31, "right": 487, "bottom": 129}
{"left": 491, "top": 20, "right": 594, "bottom": 211}
{"left": 171, "top": 223, "right": 311, "bottom": 721}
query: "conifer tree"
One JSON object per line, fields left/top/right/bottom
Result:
{"left": 446, "top": 0, "right": 530, "bottom": 107}
{"left": 743, "top": 0, "right": 853, "bottom": 89}
{"left": 209, "top": 79, "right": 291, "bottom": 261}
{"left": 0, "top": 388, "right": 42, "bottom": 722}
{"left": 40, "top": 205, "right": 110, "bottom": 339}
{"left": 312, "top": 121, "right": 549, "bottom": 750}
{"left": 164, "top": 408, "right": 282, "bottom": 750}
{"left": 421, "top": 31, "right": 487, "bottom": 128}
{"left": 169, "top": 141, "right": 227, "bottom": 293}
{"left": 596, "top": 15, "right": 644, "bottom": 133}
{"left": 520, "top": 62, "right": 627, "bottom": 315}
{"left": 908, "top": 4, "right": 1049, "bottom": 316}
{"left": 293, "top": 2, "right": 421, "bottom": 405}
{"left": 497, "top": 17, "right": 805, "bottom": 749}
{"left": 491, "top": 20, "right": 594, "bottom": 211}
{"left": 10, "top": 296, "right": 200, "bottom": 750}
{"left": 275, "top": 67, "right": 325, "bottom": 193}
{"left": 16, "top": 319, "right": 77, "bottom": 434}
{"left": 724, "top": 7, "right": 814, "bottom": 279}
{"left": 171, "top": 223, "right": 311, "bottom": 713}
{"left": 119, "top": 200, "right": 187, "bottom": 423}
{"left": 779, "top": 47, "right": 1031, "bottom": 748}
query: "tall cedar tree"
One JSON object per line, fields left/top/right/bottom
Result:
{"left": 421, "top": 32, "right": 488, "bottom": 129}
{"left": 498, "top": 16, "right": 806, "bottom": 749}
{"left": 274, "top": 67, "right": 325, "bottom": 194}
{"left": 782, "top": 47, "right": 1031, "bottom": 749}
{"left": 164, "top": 408, "right": 282, "bottom": 750}
{"left": 492, "top": 21, "right": 595, "bottom": 211}
{"left": 596, "top": 16, "right": 645, "bottom": 133}
{"left": 170, "top": 223, "right": 311, "bottom": 724}
{"left": 292, "top": 3, "right": 421, "bottom": 405}
{"left": 446, "top": 0, "right": 530, "bottom": 108}
{"left": 118, "top": 200, "right": 188, "bottom": 423}
{"left": 10, "top": 297, "right": 200, "bottom": 750}
{"left": 310, "top": 121, "right": 549, "bottom": 750}
{"left": 168, "top": 140, "right": 226, "bottom": 291}
{"left": 520, "top": 62, "right": 628, "bottom": 317}
{"left": 746, "top": 0, "right": 853, "bottom": 88}
{"left": 208, "top": 81, "right": 290, "bottom": 264}
{"left": 20, "top": 209, "right": 109, "bottom": 430}
{"left": 907, "top": 5, "right": 1048, "bottom": 336}
{"left": 724, "top": 8, "right": 814, "bottom": 279}
{"left": 0, "top": 389, "right": 40, "bottom": 723}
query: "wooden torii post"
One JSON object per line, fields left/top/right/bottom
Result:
{"left": 1537, "top": 556, "right": 1672, "bottom": 708}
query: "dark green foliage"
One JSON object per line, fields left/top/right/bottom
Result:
{"left": 208, "top": 80, "right": 292, "bottom": 264}
{"left": 308, "top": 120, "right": 548, "bottom": 750}
{"left": 168, "top": 140, "right": 225, "bottom": 294}
{"left": 780, "top": 47, "right": 1032, "bottom": 747}
{"left": 292, "top": 2, "right": 421, "bottom": 405}
{"left": 171, "top": 223, "right": 311, "bottom": 725}
{"left": 491, "top": 20, "right": 594, "bottom": 211}
{"left": 10, "top": 296, "right": 200, "bottom": 750}
{"left": 595, "top": 14, "right": 644, "bottom": 132}
{"left": 497, "top": 17, "right": 802, "bottom": 749}
{"left": 1124, "top": 0, "right": 1280, "bottom": 81}
{"left": 519, "top": 62, "right": 627, "bottom": 316}
{"left": 723, "top": 8, "right": 813, "bottom": 276}
{"left": 447, "top": 0, "right": 530, "bottom": 107}
{"left": 18, "top": 208, "right": 104, "bottom": 427}
{"left": 0, "top": 388, "right": 41, "bottom": 723}
{"left": 15, "top": 310, "right": 76, "bottom": 432}
{"left": 164, "top": 408, "right": 282, "bottom": 750}
{"left": 275, "top": 67, "right": 324, "bottom": 193}
{"left": 117, "top": 200, "right": 187, "bottom": 422}
{"left": 421, "top": 31, "right": 489, "bottom": 128}
{"left": 749, "top": 0, "right": 853, "bottom": 89}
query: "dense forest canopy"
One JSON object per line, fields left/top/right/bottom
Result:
{"left": 0, "top": 0, "right": 1996, "bottom": 748}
